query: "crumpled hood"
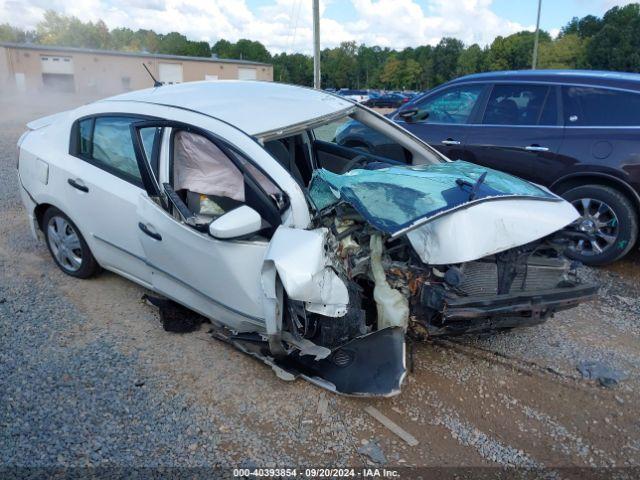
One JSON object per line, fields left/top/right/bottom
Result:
{"left": 309, "top": 160, "right": 580, "bottom": 264}
{"left": 309, "top": 160, "right": 560, "bottom": 235}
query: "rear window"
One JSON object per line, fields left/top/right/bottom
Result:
{"left": 563, "top": 86, "right": 640, "bottom": 126}
{"left": 74, "top": 116, "right": 158, "bottom": 186}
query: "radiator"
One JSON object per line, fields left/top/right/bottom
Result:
{"left": 458, "top": 257, "right": 569, "bottom": 296}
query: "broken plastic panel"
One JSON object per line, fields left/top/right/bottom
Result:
{"left": 309, "top": 160, "right": 558, "bottom": 235}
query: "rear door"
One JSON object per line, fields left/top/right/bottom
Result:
{"left": 554, "top": 85, "right": 640, "bottom": 185}
{"left": 63, "top": 115, "right": 160, "bottom": 287}
{"left": 395, "top": 83, "right": 487, "bottom": 160}
{"left": 464, "top": 83, "right": 564, "bottom": 181}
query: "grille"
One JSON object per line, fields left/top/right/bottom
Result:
{"left": 458, "top": 258, "right": 568, "bottom": 296}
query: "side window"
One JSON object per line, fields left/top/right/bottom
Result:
{"left": 413, "top": 85, "right": 483, "bottom": 124}
{"left": 92, "top": 117, "right": 142, "bottom": 181}
{"left": 172, "top": 130, "right": 285, "bottom": 219}
{"left": 563, "top": 86, "right": 640, "bottom": 126}
{"left": 73, "top": 116, "right": 159, "bottom": 186}
{"left": 483, "top": 84, "right": 549, "bottom": 126}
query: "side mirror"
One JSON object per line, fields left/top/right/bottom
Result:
{"left": 398, "top": 109, "right": 429, "bottom": 122}
{"left": 208, "top": 205, "right": 262, "bottom": 239}
{"left": 398, "top": 108, "right": 418, "bottom": 122}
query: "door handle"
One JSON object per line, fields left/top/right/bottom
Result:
{"left": 67, "top": 178, "right": 89, "bottom": 192}
{"left": 524, "top": 145, "right": 549, "bottom": 152}
{"left": 138, "top": 222, "right": 162, "bottom": 241}
{"left": 441, "top": 139, "right": 461, "bottom": 146}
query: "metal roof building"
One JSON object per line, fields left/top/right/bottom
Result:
{"left": 0, "top": 42, "right": 273, "bottom": 95}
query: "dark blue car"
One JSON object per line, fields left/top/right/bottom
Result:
{"left": 336, "top": 70, "right": 640, "bottom": 265}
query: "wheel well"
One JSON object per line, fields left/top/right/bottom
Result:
{"left": 34, "top": 203, "right": 54, "bottom": 231}
{"left": 551, "top": 175, "right": 640, "bottom": 218}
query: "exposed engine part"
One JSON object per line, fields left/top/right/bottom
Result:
{"left": 370, "top": 234, "right": 409, "bottom": 330}
{"left": 305, "top": 281, "right": 367, "bottom": 349}
{"left": 286, "top": 298, "right": 317, "bottom": 340}
{"left": 444, "top": 266, "right": 464, "bottom": 287}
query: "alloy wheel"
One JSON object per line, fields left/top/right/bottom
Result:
{"left": 569, "top": 197, "right": 619, "bottom": 257}
{"left": 47, "top": 215, "right": 83, "bottom": 272}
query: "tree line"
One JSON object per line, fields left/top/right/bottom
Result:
{"left": 2, "top": 4, "right": 640, "bottom": 90}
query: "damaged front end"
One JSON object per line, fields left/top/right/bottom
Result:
{"left": 217, "top": 161, "right": 598, "bottom": 397}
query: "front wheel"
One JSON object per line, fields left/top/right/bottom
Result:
{"left": 561, "top": 185, "right": 638, "bottom": 266}
{"left": 42, "top": 207, "right": 100, "bottom": 278}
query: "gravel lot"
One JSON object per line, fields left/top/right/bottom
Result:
{"left": 1, "top": 92, "right": 640, "bottom": 474}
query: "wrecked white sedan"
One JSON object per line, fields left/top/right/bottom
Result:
{"left": 17, "top": 81, "right": 597, "bottom": 396}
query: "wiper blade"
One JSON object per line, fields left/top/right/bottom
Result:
{"left": 455, "top": 171, "right": 488, "bottom": 201}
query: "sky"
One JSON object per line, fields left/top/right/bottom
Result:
{"left": 0, "top": 0, "right": 637, "bottom": 54}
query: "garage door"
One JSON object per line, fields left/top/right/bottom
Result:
{"left": 159, "top": 63, "right": 183, "bottom": 84}
{"left": 41, "top": 56, "right": 75, "bottom": 92}
{"left": 41, "top": 56, "right": 74, "bottom": 74}
{"left": 238, "top": 68, "right": 257, "bottom": 80}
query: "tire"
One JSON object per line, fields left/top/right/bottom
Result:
{"left": 561, "top": 185, "right": 638, "bottom": 266}
{"left": 42, "top": 207, "right": 100, "bottom": 278}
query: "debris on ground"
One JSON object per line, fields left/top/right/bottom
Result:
{"left": 142, "top": 294, "right": 206, "bottom": 333}
{"left": 317, "top": 393, "right": 329, "bottom": 421}
{"left": 576, "top": 360, "right": 629, "bottom": 388}
{"left": 364, "top": 406, "right": 419, "bottom": 446}
{"left": 357, "top": 439, "right": 387, "bottom": 464}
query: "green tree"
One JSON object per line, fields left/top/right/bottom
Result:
{"left": 456, "top": 44, "right": 486, "bottom": 76}
{"left": 0, "top": 23, "right": 34, "bottom": 43}
{"left": 586, "top": 4, "right": 640, "bottom": 71}
{"left": 211, "top": 39, "right": 234, "bottom": 58}
{"left": 322, "top": 41, "right": 358, "bottom": 88}
{"left": 432, "top": 37, "right": 464, "bottom": 85}
{"left": 561, "top": 15, "right": 603, "bottom": 38}
{"left": 488, "top": 30, "right": 551, "bottom": 71}
{"left": 379, "top": 56, "right": 403, "bottom": 88}
{"left": 538, "top": 33, "right": 587, "bottom": 69}
{"left": 234, "top": 39, "right": 271, "bottom": 62}
{"left": 37, "top": 10, "right": 110, "bottom": 49}
{"left": 273, "top": 52, "right": 313, "bottom": 85}
{"left": 400, "top": 59, "right": 422, "bottom": 89}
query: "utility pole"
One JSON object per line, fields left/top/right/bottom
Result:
{"left": 313, "top": 0, "right": 321, "bottom": 89}
{"left": 532, "top": 0, "right": 542, "bottom": 69}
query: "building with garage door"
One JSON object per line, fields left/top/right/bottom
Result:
{"left": 0, "top": 42, "right": 273, "bottom": 95}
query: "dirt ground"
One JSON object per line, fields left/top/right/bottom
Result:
{"left": 2, "top": 92, "right": 640, "bottom": 476}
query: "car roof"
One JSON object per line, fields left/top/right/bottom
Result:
{"left": 444, "top": 69, "right": 640, "bottom": 92}
{"left": 102, "top": 81, "right": 354, "bottom": 136}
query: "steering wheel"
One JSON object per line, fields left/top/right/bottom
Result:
{"left": 339, "top": 154, "right": 371, "bottom": 174}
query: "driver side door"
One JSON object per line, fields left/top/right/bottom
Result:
{"left": 131, "top": 120, "right": 286, "bottom": 333}
{"left": 396, "top": 84, "right": 487, "bottom": 160}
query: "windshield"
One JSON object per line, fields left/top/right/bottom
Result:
{"left": 309, "top": 160, "right": 558, "bottom": 235}
{"left": 259, "top": 105, "right": 445, "bottom": 192}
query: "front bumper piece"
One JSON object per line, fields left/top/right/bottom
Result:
{"left": 211, "top": 326, "right": 406, "bottom": 397}
{"left": 422, "top": 283, "right": 599, "bottom": 336}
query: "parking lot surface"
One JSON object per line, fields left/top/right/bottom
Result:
{"left": 1, "top": 93, "right": 640, "bottom": 471}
